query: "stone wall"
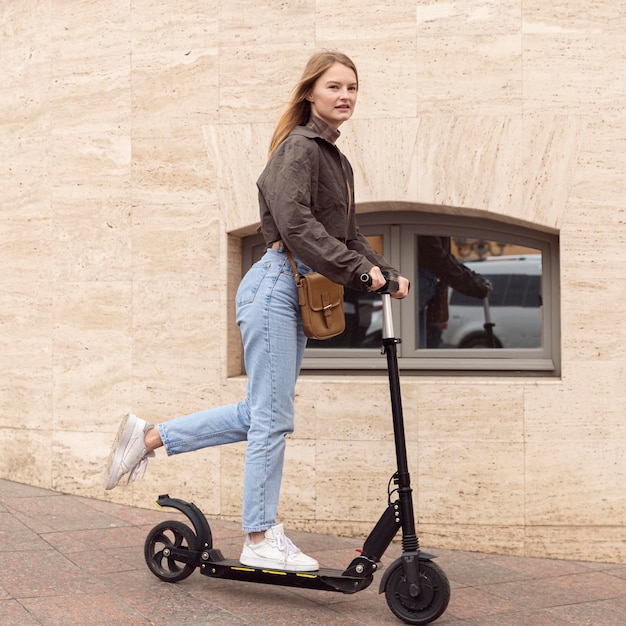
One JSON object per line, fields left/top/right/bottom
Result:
{"left": 1, "top": 1, "right": 625, "bottom": 562}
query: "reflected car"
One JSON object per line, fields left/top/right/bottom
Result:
{"left": 439, "top": 255, "right": 542, "bottom": 349}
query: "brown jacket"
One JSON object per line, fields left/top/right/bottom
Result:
{"left": 257, "top": 125, "right": 398, "bottom": 291}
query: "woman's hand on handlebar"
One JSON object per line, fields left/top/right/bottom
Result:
{"left": 365, "top": 266, "right": 386, "bottom": 291}
{"left": 391, "top": 275, "right": 410, "bottom": 300}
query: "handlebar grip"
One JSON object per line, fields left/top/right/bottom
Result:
{"left": 361, "top": 272, "right": 396, "bottom": 294}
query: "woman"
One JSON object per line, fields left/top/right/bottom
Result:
{"left": 105, "top": 51, "right": 410, "bottom": 572}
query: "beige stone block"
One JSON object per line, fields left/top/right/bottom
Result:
{"left": 131, "top": 205, "right": 218, "bottom": 282}
{"left": 418, "top": 523, "right": 525, "bottom": 556}
{"left": 316, "top": 440, "right": 410, "bottom": 523}
{"left": 218, "top": 45, "right": 315, "bottom": 125}
{"left": 525, "top": 525, "right": 626, "bottom": 564}
{"left": 50, "top": 54, "right": 130, "bottom": 134}
{"left": 560, "top": 218, "right": 626, "bottom": 360}
{"left": 417, "top": 441, "right": 525, "bottom": 526}
{"left": 48, "top": 0, "right": 130, "bottom": 60}
{"left": 570, "top": 116, "right": 626, "bottom": 207}
{"left": 523, "top": 34, "right": 625, "bottom": 115}
{"left": 280, "top": 439, "right": 317, "bottom": 522}
{"left": 0, "top": 282, "right": 53, "bottom": 429}
{"left": 521, "top": 115, "right": 587, "bottom": 229}
{"left": 0, "top": 428, "right": 52, "bottom": 488}
{"left": 414, "top": 116, "right": 523, "bottom": 217}
{"left": 416, "top": 35, "right": 522, "bottom": 116}
{"left": 319, "top": 40, "right": 419, "bottom": 121}
{"left": 52, "top": 429, "right": 112, "bottom": 495}
{"left": 297, "top": 377, "right": 407, "bottom": 443}
{"left": 131, "top": 49, "right": 218, "bottom": 129}
{"left": 0, "top": 133, "right": 51, "bottom": 211}
{"left": 131, "top": 280, "right": 222, "bottom": 420}
{"left": 129, "top": 446, "right": 222, "bottom": 515}
{"left": 341, "top": 118, "right": 421, "bottom": 205}
{"left": 219, "top": 442, "right": 246, "bottom": 519}
{"left": 525, "top": 439, "right": 626, "bottom": 526}
{"left": 51, "top": 282, "right": 132, "bottom": 430}
{"left": 51, "top": 200, "right": 132, "bottom": 282}
{"left": 50, "top": 130, "right": 131, "bottom": 203}
{"left": 131, "top": 125, "right": 213, "bottom": 204}
{"left": 416, "top": 0, "right": 521, "bottom": 34}
{"left": 415, "top": 380, "right": 524, "bottom": 442}
{"left": 522, "top": 0, "right": 626, "bottom": 34}
{"left": 203, "top": 123, "right": 272, "bottom": 232}
{"left": 317, "top": 0, "right": 417, "bottom": 41}
{"left": 525, "top": 364, "right": 626, "bottom": 441}
{"left": 2, "top": 4, "right": 51, "bottom": 75}
{"left": 219, "top": 0, "right": 315, "bottom": 47}
{"left": 131, "top": 0, "right": 218, "bottom": 53}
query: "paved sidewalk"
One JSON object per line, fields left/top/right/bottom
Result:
{"left": 1, "top": 479, "right": 626, "bottom": 625}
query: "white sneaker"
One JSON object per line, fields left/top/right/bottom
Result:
{"left": 239, "top": 524, "right": 319, "bottom": 572}
{"left": 105, "top": 413, "right": 155, "bottom": 490}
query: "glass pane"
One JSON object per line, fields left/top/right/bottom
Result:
{"left": 418, "top": 236, "right": 543, "bottom": 350}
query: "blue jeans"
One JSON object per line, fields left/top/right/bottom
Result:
{"left": 158, "top": 247, "right": 309, "bottom": 532}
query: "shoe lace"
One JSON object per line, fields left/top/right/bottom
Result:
{"left": 126, "top": 451, "right": 155, "bottom": 484}
{"left": 275, "top": 531, "right": 301, "bottom": 565}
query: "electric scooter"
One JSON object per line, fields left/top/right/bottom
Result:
{"left": 143, "top": 279, "right": 451, "bottom": 625}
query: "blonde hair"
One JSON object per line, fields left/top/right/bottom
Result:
{"left": 268, "top": 51, "right": 358, "bottom": 158}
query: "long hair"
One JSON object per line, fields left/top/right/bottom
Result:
{"left": 267, "top": 51, "right": 358, "bottom": 158}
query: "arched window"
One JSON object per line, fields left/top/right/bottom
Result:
{"left": 241, "top": 210, "right": 560, "bottom": 375}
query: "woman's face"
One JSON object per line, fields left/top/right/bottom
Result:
{"left": 307, "top": 62, "right": 358, "bottom": 130}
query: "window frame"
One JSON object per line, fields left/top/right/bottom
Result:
{"left": 241, "top": 210, "right": 560, "bottom": 376}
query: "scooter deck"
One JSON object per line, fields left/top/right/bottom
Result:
{"left": 200, "top": 557, "right": 373, "bottom": 594}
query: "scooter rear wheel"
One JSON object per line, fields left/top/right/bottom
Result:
{"left": 384, "top": 559, "right": 450, "bottom": 625}
{"left": 144, "top": 520, "right": 198, "bottom": 582}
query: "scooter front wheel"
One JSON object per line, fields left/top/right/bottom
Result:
{"left": 144, "top": 520, "right": 198, "bottom": 582}
{"left": 384, "top": 559, "right": 450, "bottom": 625}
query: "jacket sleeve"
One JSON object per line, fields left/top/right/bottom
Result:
{"left": 258, "top": 136, "right": 380, "bottom": 291}
{"left": 418, "top": 236, "right": 489, "bottom": 299}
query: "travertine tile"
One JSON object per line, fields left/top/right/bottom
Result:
{"left": 131, "top": 204, "right": 218, "bottom": 282}
{"left": 414, "top": 116, "right": 523, "bottom": 217}
{"left": 417, "top": 441, "right": 525, "bottom": 526}
{"left": 523, "top": 0, "right": 626, "bottom": 33}
{"left": 522, "top": 34, "right": 626, "bottom": 115}
{"left": 569, "top": 116, "right": 626, "bottom": 206}
{"left": 51, "top": 282, "right": 132, "bottom": 429}
{"left": 217, "top": 45, "right": 315, "bottom": 125}
{"left": 415, "top": 380, "right": 524, "bottom": 443}
{"left": 525, "top": 439, "right": 626, "bottom": 525}
{"left": 131, "top": 125, "right": 212, "bottom": 204}
{"left": 0, "top": 429, "right": 52, "bottom": 488}
{"left": 48, "top": 0, "right": 130, "bottom": 60}
{"left": 203, "top": 123, "right": 272, "bottom": 232}
{"left": 50, "top": 130, "right": 131, "bottom": 203}
{"left": 416, "top": 34, "right": 522, "bottom": 116}
{"left": 50, "top": 54, "right": 130, "bottom": 134}
{"left": 131, "top": 279, "right": 223, "bottom": 420}
{"left": 219, "top": 0, "right": 315, "bottom": 47}
{"left": 130, "top": 0, "right": 218, "bottom": 53}
{"left": 521, "top": 115, "right": 587, "bottom": 229}
{"left": 51, "top": 200, "right": 132, "bottom": 282}
{"left": 416, "top": 0, "right": 521, "bottom": 34}
{"left": 0, "top": 283, "right": 53, "bottom": 430}
{"left": 131, "top": 49, "right": 219, "bottom": 129}
{"left": 316, "top": 0, "right": 417, "bottom": 41}
{"left": 316, "top": 440, "right": 416, "bottom": 523}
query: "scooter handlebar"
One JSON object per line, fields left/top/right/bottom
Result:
{"left": 360, "top": 271, "right": 399, "bottom": 295}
